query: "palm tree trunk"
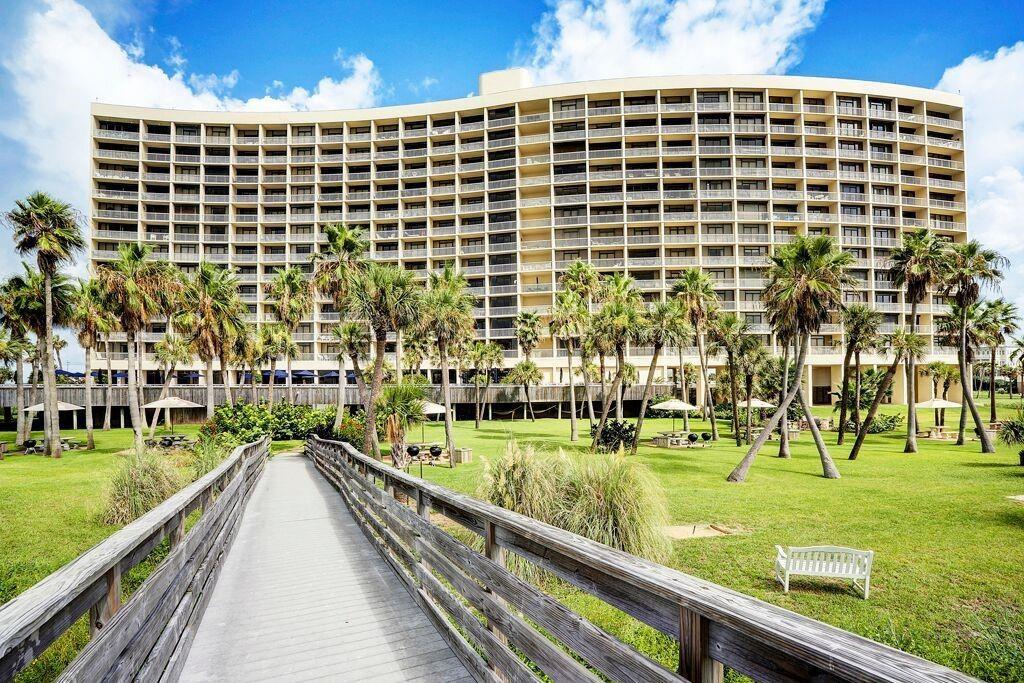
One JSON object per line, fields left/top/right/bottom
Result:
{"left": 989, "top": 346, "right": 997, "bottom": 423}
{"left": 566, "top": 341, "right": 578, "bottom": 442}
{"left": 27, "top": 356, "right": 38, "bottom": 443}
{"left": 849, "top": 353, "right": 903, "bottom": 460}
{"left": 632, "top": 344, "right": 662, "bottom": 454}
{"left": 837, "top": 345, "right": 854, "bottom": 445}
{"left": 438, "top": 339, "right": 456, "bottom": 454}
{"left": 957, "top": 360, "right": 969, "bottom": 444}
{"left": 250, "top": 365, "right": 258, "bottom": 405}
{"left": 42, "top": 271, "right": 60, "bottom": 457}
{"left": 581, "top": 350, "right": 595, "bottom": 425}
{"left": 853, "top": 352, "right": 863, "bottom": 428}
{"left": 728, "top": 335, "right": 810, "bottom": 482}
{"left": 745, "top": 376, "right": 754, "bottom": 444}
{"left": 395, "top": 329, "right": 403, "bottom": 382}
{"left": 728, "top": 351, "right": 740, "bottom": 446}
{"left": 125, "top": 330, "right": 145, "bottom": 453}
{"left": 205, "top": 359, "right": 215, "bottom": 420}
{"left": 149, "top": 362, "right": 177, "bottom": 438}
{"left": 286, "top": 355, "right": 293, "bottom": 404}
{"left": 680, "top": 358, "right": 690, "bottom": 432}
{"left": 350, "top": 354, "right": 368, "bottom": 409}
{"left": 960, "top": 306, "right": 994, "bottom": 451}
{"left": 696, "top": 332, "right": 718, "bottom": 440}
{"left": 474, "top": 374, "right": 482, "bottom": 429}
{"left": 797, "top": 388, "right": 840, "bottom": 478}
{"left": 83, "top": 348, "right": 95, "bottom": 449}
{"left": 932, "top": 377, "right": 940, "bottom": 428}
{"left": 221, "top": 351, "right": 234, "bottom": 408}
{"left": 14, "top": 353, "right": 25, "bottom": 446}
{"left": 779, "top": 339, "right": 791, "bottom": 458}
{"left": 268, "top": 359, "right": 277, "bottom": 408}
{"left": 103, "top": 342, "right": 112, "bottom": 431}
{"left": 593, "top": 347, "right": 626, "bottom": 448}
{"left": 905, "top": 302, "right": 919, "bottom": 453}
{"left": 598, "top": 353, "right": 608, "bottom": 414}
{"left": 365, "top": 335, "right": 386, "bottom": 458}
{"left": 484, "top": 374, "right": 494, "bottom": 424}
{"left": 334, "top": 357, "right": 345, "bottom": 432}
{"left": 523, "top": 382, "right": 535, "bottom": 421}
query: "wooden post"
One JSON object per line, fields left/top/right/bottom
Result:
{"left": 679, "top": 606, "right": 722, "bottom": 683}
{"left": 89, "top": 564, "right": 122, "bottom": 636}
{"left": 170, "top": 513, "right": 185, "bottom": 549}
{"left": 483, "top": 520, "right": 510, "bottom": 679}
{"left": 416, "top": 490, "right": 429, "bottom": 519}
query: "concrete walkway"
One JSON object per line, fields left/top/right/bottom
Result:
{"left": 179, "top": 454, "right": 471, "bottom": 682}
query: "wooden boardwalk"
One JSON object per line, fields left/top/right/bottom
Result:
{"left": 178, "top": 454, "right": 472, "bottom": 682}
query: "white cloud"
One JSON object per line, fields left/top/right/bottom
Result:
{"left": 520, "top": 0, "right": 825, "bottom": 84}
{"left": 164, "top": 35, "right": 186, "bottom": 71}
{"left": 0, "top": 0, "right": 384, "bottom": 213}
{"left": 936, "top": 42, "right": 1024, "bottom": 304}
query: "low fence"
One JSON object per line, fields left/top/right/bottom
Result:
{"left": 306, "top": 435, "right": 976, "bottom": 683}
{"left": 0, "top": 437, "right": 270, "bottom": 681}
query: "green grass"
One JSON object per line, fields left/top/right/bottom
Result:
{"left": 410, "top": 399, "right": 1024, "bottom": 682}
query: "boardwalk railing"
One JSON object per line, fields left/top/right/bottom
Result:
{"left": 307, "top": 436, "right": 977, "bottom": 683}
{"left": 0, "top": 437, "right": 270, "bottom": 681}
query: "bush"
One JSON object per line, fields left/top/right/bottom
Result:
{"left": 590, "top": 419, "right": 637, "bottom": 452}
{"left": 479, "top": 440, "right": 669, "bottom": 579}
{"left": 104, "top": 451, "right": 185, "bottom": 525}
{"left": 202, "top": 402, "right": 336, "bottom": 442}
{"left": 866, "top": 412, "right": 904, "bottom": 434}
{"left": 189, "top": 433, "right": 238, "bottom": 480}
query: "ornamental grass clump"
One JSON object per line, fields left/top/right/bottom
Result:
{"left": 103, "top": 450, "right": 184, "bottom": 525}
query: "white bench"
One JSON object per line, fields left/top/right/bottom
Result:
{"left": 775, "top": 545, "right": 874, "bottom": 599}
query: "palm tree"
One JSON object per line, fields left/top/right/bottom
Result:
{"left": 5, "top": 193, "right": 85, "bottom": 456}
{"left": 837, "top": 303, "right": 882, "bottom": 444}
{"left": 176, "top": 262, "right": 245, "bottom": 419}
{"left": 96, "top": 244, "right": 178, "bottom": 451}
{"left": 378, "top": 381, "right": 426, "bottom": 469}
{"left": 671, "top": 268, "right": 720, "bottom": 440}
{"left": 710, "top": 312, "right": 749, "bottom": 446}
{"left": 633, "top": 300, "right": 687, "bottom": 454}
{"left": 234, "top": 324, "right": 266, "bottom": 405}
{"left": 940, "top": 240, "right": 1007, "bottom": 453}
{"left": 1011, "top": 337, "right": 1024, "bottom": 405}
{"left": 468, "top": 341, "right": 503, "bottom": 428}
{"left": 923, "top": 361, "right": 947, "bottom": 427}
{"left": 549, "top": 290, "right": 587, "bottom": 441}
{"left": 560, "top": 262, "right": 600, "bottom": 423}
{"left": 265, "top": 267, "right": 312, "bottom": 404}
{"left": 513, "top": 310, "right": 543, "bottom": 420}
{"left": 0, "top": 275, "right": 33, "bottom": 445}
{"left": 345, "top": 263, "right": 421, "bottom": 458}
{"left": 313, "top": 222, "right": 368, "bottom": 392}
{"left": 729, "top": 236, "right": 853, "bottom": 482}
{"left": 69, "top": 279, "right": 116, "bottom": 449}
{"left": 504, "top": 359, "right": 542, "bottom": 420}
{"left": 937, "top": 302, "right": 984, "bottom": 443}
{"left": 938, "top": 363, "right": 960, "bottom": 426}
{"left": 978, "top": 298, "right": 1018, "bottom": 423}
{"left": 889, "top": 229, "right": 946, "bottom": 453}
{"left": 148, "top": 335, "right": 192, "bottom": 437}
{"left": 591, "top": 274, "right": 646, "bottom": 448}
{"left": 335, "top": 321, "right": 370, "bottom": 418}
{"left": 849, "top": 329, "right": 926, "bottom": 460}
{"left": 737, "top": 339, "right": 770, "bottom": 444}
{"left": 420, "top": 265, "right": 475, "bottom": 454}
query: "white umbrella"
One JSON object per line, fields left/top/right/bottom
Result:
{"left": 143, "top": 396, "right": 204, "bottom": 433}
{"left": 915, "top": 397, "right": 962, "bottom": 410}
{"left": 742, "top": 398, "right": 776, "bottom": 409}
{"left": 420, "top": 401, "right": 447, "bottom": 442}
{"left": 23, "top": 401, "right": 83, "bottom": 412}
{"left": 650, "top": 398, "right": 699, "bottom": 431}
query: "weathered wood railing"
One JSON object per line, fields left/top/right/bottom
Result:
{"left": 307, "top": 436, "right": 977, "bottom": 683}
{"left": 0, "top": 437, "right": 270, "bottom": 681}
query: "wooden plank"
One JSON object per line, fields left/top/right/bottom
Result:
{"left": 679, "top": 607, "right": 722, "bottom": 683}
{"left": 87, "top": 565, "right": 121, "bottom": 637}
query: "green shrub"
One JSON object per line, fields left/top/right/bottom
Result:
{"left": 103, "top": 451, "right": 185, "bottom": 525}
{"left": 590, "top": 419, "right": 637, "bottom": 452}
{"left": 201, "top": 402, "right": 336, "bottom": 442}
{"left": 190, "top": 433, "right": 238, "bottom": 480}
{"left": 867, "top": 412, "right": 904, "bottom": 433}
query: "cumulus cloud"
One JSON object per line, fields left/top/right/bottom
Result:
{"left": 520, "top": 0, "right": 825, "bottom": 84}
{"left": 937, "top": 42, "right": 1024, "bottom": 303}
{"left": 0, "top": 0, "right": 384, "bottom": 212}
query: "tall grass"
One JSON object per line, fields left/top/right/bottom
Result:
{"left": 479, "top": 440, "right": 669, "bottom": 575}
{"left": 103, "top": 451, "right": 185, "bottom": 525}
{"left": 189, "top": 434, "right": 238, "bottom": 480}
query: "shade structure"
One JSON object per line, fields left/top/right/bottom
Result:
{"left": 741, "top": 398, "right": 776, "bottom": 409}
{"left": 422, "top": 401, "right": 446, "bottom": 416}
{"left": 23, "top": 401, "right": 83, "bottom": 413}
{"left": 651, "top": 399, "right": 699, "bottom": 412}
{"left": 293, "top": 370, "right": 315, "bottom": 378}
{"left": 143, "top": 396, "right": 204, "bottom": 410}
{"left": 915, "top": 397, "right": 962, "bottom": 410}
{"left": 322, "top": 370, "right": 340, "bottom": 378}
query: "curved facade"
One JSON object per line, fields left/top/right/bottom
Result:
{"left": 90, "top": 71, "right": 967, "bottom": 403}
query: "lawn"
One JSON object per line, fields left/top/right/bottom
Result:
{"left": 409, "top": 400, "right": 1024, "bottom": 682}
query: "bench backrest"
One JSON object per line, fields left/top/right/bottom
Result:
{"left": 786, "top": 546, "right": 872, "bottom": 575}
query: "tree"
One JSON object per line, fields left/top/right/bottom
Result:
{"left": 468, "top": 341, "right": 503, "bottom": 428}
{"left": 937, "top": 302, "right": 984, "bottom": 442}
{"left": 69, "top": 279, "right": 116, "bottom": 448}
{"left": 633, "top": 300, "right": 686, "bottom": 454}
{"left": 335, "top": 321, "right": 370, "bottom": 421}
{"left": 978, "top": 298, "right": 1018, "bottom": 423}
{"left": 148, "top": 335, "right": 192, "bottom": 437}
{"left": 345, "top": 263, "right": 421, "bottom": 458}
{"left": 265, "top": 266, "right": 312, "bottom": 404}
{"left": 849, "top": 329, "right": 926, "bottom": 460}
{"left": 97, "top": 244, "right": 179, "bottom": 452}
{"left": 0, "top": 275, "right": 34, "bottom": 445}
{"left": 504, "top": 359, "right": 542, "bottom": 420}
{"left": 420, "top": 265, "right": 475, "bottom": 454}
{"left": 176, "top": 262, "right": 245, "bottom": 419}
{"left": 513, "top": 310, "right": 543, "bottom": 420}
{"left": 923, "top": 360, "right": 948, "bottom": 428}
{"left": 671, "top": 268, "right": 720, "bottom": 440}
{"left": 5, "top": 192, "right": 85, "bottom": 456}
{"left": 710, "top": 312, "right": 749, "bottom": 446}
{"left": 560, "top": 262, "right": 601, "bottom": 421}
{"left": 729, "top": 236, "right": 853, "bottom": 482}
{"left": 1011, "top": 337, "right": 1024, "bottom": 405}
{"left": 549, "top": 290, "right": 587, "bottom": 441}
{"left": 737, "top": 339, "right": 770, "bottom": 444}
{"left": 837, "top": 304, "right": 882, "bottom": 444}
{"left": 591, "top": 274, "right": 646, "bottom": 448}
{"left": 235, "top": 324, "right": 266, "bottom": 405}
{"left": 940, "top": 240, "right": 1007, "bottom": 453}
{"left": 889, "top": 229, "right": 946, "bottom": 453}
{"left": 378, "top": 381, "right": 426, "bottom": 469}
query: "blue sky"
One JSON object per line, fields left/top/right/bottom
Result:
{"left": 1, "top": 0, "right": 1023, "bottom": 369}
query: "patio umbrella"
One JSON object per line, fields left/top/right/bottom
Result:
{"left": 420, "top": 401, "right": 447, "bottom": 441}
{"left": 142, "top": 396, "right": 203, "bottom": 433}
{"left": 915, "top": 397, "right": 962, "bottom": 410}
{"left": 742, "top": 398, "right": 776, "bottom": 409}
{"left": 23, "top": 401, "right": 83, "bottom": 412}
{"left": 650, "top": 398, "right": 699, "bottom": 431}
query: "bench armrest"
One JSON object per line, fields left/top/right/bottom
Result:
{"left": 774, "top": 545, "right": 787, "bottom": 560}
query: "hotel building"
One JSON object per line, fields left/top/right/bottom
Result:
{"left": 90, "top": 69, "right": 966, "bottom": 405}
